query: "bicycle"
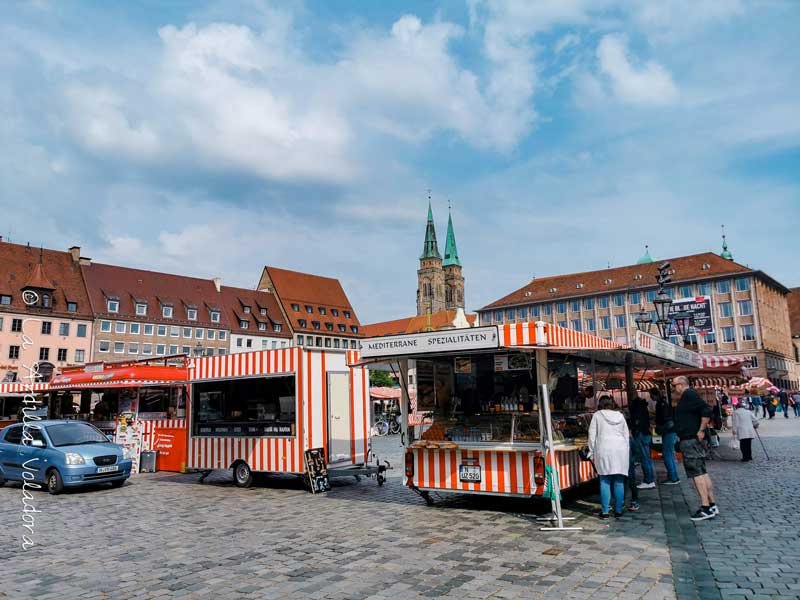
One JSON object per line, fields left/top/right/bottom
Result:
{"left": 373, "top": 413, "right": 401, "bottom": 436}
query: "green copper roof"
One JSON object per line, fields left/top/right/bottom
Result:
{"left": 636, "top": 245, "right": 654, "bottom": 264}
{"left": 420, "top": 201, "right": 441, "bottom": 260}
{"left": 443, "top": 210, "right": 461, "bottom": 267}
{"left": 721, "top": 238, "right": 733, "bottom": 260}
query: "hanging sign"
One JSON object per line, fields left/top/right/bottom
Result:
{"left": 633, "top": 331, "right": 701, "bottom": 368}
{"left": 668, "top": 296, "right": 714, "bottom": 334}
{"left": 361, "top": 326, "right": 499, "bottom": 358}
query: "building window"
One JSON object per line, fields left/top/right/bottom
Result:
{"left": 107, "top": 300, "right": 119, "bottom": 313}
{"left": 741, "top": 325, "right": 755, "bottom": 341}
{"left": 570, "top": 300, "right": 580, "bottom": 312}
{"left": 344, "top": 311, "right": 351, "bottom": 319}
{"left": 316, "top": 337, "right": 323, "bottom": 347}
{"left": 298, "top": 319, "right": 307, "bottom": 328}
{"left": 1, "top": 294, "right": 11, "bottom": 305}
{"left": 679, "top": 285, "right": 693, "bottom": 298}
{"left": 67, "top": 302, "right": 77, "bottom": 313}
{"left": 735, "top": 278, "right": 750, "bottom": 292}
{"left": 194, "top": 328, "right": 204, "bottom": 339}
{"left": 129, "top": 343, "right": 139, "bottom": 354}
{"left": 99, "top": 341, "right": 110, "bottom": 353}
{"left": 210, "top": 311, "right": 220, "bottom": 323}
{"left": 297, "top": 336, "right": 304, "bottom": 346}
{"left": 721, "top": 326, "right": 735, "bottom": 343}
{"left": 57, "top": 348, "right": 67, "bottom": 362}
{"left": 273, "top": 324, "right": 282, "bottom": 333}
{"left": 9, "top": 346, "right": 20, "bottom": 359}
{"left": 259, "top": 308, "right": 267, "bottom": 316}
{"left": 331, "top": 309, "right": 339, "bottom": 317}
{"left": 325, "top": 338, "right": 331, "bottom": 348}
{"left": 305, "top": 305, "right": 313, "bottom": 313}
{"left": 240, "top": 320, "right": 248, "bottom": 329}
{"left": 494, "top": 310, "right": 503, "bottom": 322}
{"left": 59, "top": 322, "right": 69, "bottom": 336}
{"left": 350, "top": 340, "right": 357, "bottom": 349}
{"left": 187, "top": 309, "right": 198, "bottom": 321}
{"left": 598, "top": 296, "right": 609, "bottom": 309}
{"left": 717, "top": 280, "right": 731, "bottom": 294}
{"left": 142, "top": 344, "right": 152, "bottom": 355}
{"left": 218, "top": 348, "right": 227, "bottom": 356}
{"left": 540, "top": 305, "right": 550, "bottom": 316}
{"left": 218, "top": 331, "right": 227, "bottom": 341}
{"left": 629, "top": 292, "right": 641, "bottom": 305}
{"left": 614, "top": 294, "right": 625, "bottom": 307}
{"left": 75, "top": 349, "right": 85, "bottom": 363}
{"left": 0, "top": 317, "right": 3, "bottom": 331}
{"left": 482, "top": 313, "right": 492, "bottom": 324}
{"left": 644, "top": 290, "right": 656, "bottom": 303}
{"left": 518, "top": 306, "right": 528, "bottom": 319}
{"left": 182, "top": 345, "right": 190, "bottom": 355}
{"left": 76, "top": 323, "right": 87, "bottom": 337}
{"left": 38, "top": 347, "right": 49, "bottom": 360}
{"left": 331, "top": 338, "right": 339, "bottom": 348}
{"left": 597, "top": 316, "right": 609, "bottom": 330}
{"left": 156, "top": 325, "right": 166, "bottom": 336}
{"left": 261, "top": 340, "right": 268, "bottom": 350}
{"left": 312, "top": 321, "right": 321, "bottom": 330}
{"left": 556, "top": 302, "right": 566, "bottom": 314}
{"left": 703, "top": 332, "right": 716, "bottom": 344}
{"left": 144, "top": 324, "right": 154, "bottom": 336}
{"left": 183, "top": 327, "right": 192, "bottom": 338}
{"left": 749, "top": 356, "right": 758, "bottom": 368}
{"left": 136, "top": 303, "right": 147, "bottom": 316}
{"left": 531, "top": 305, "right": 540, "bottom": 317}
{"left": 115, "top": 322, "right": 126, "bottom": 334}
{"left": 571, "top": 319, "right": 582, "bottom": 332}
{"left": 585, "top": 318, "right": 596, "bottom": 331}
{"left": 582, "top": 298, "right": 594, "bottom": 310}
{"left": 246, "top": 339, "right": 253, "bottom": 348}
{"left": 12, "top": 318, "right": 23, "bottom": 332}
{"left": 113, "top": 342, "right": 124, "bottom": 354}
{"left": 697, "top": 282, "right": 711, "bottom": 296}
{"left": 130, "top": 322, "right": 141, "bottom": 335}
{"left": 557, "top": 320, "right": 568, "bottom": 328}
{"left": 258, "top": 323, "right": 267, "bottom": 331}
{"left": 236, "top": 338, "right": 243, "bottom": 347}
{"left": 319, "top": 307, "right": 327, "bottom": 315}
{"left": 334, "top": 324, "right": 344, "bottom": 332}
{"left": 615, "top": 314, "right": 627, "bottom": 328}
{"left": 207, "top": 330, "right": 215, "bottom": 340}
{"left": 506, "top": 309, "right": 515, "bottom": 320}
{"left": 156, "top": 344, "right": 166, "bottom": 355}
{"left": 242, "top": 306, "right": 251, "bottom": 314}
{"left": 719, "top": 302, "right": 733, "bottom": 318}
{"left": 170, "top": 326, "right": 180, "bottom": 337}
{"left": 351, "top": 326, "right": 359, "bottom": 333}
{"left": 162, "top": 305, "right": 173, "bottom": 318}
{"left": 169, "top": 345, "right": 178, "bottom": 355}
{"left": 291, "top": 304, "right": 300, "bottom": 311}
{"left": 738, "top": 300, "right": 753, "bottom": 316}
{"left": 41, "top": 321, "right": 52, "bottom": 335}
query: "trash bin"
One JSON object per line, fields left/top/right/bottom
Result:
{"left": 140, "top": 450, "right": 158, "bottom": 473}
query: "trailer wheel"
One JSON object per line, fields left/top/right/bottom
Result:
{"left": 233, "top": 462, "right": 253, "bottom": 488}
{"left": 377, "top": 473, "right": 385, "bottom": 486}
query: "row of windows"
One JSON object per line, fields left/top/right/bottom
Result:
{"left": 235, "top": 338, "right": 289, "bottom": 350}
{"left": 97, "top": 341, "right": 227, "bottom": 357}
{"left": 0, "top": 317, "right": 88, "bottom": 337}
{"left": 297, "top": 336, "right": 358, "bottom": 349}
{"left": 290, "top": 304, "right": 352, "bottom": 319}
{"left": 6, "top": 346, "right": 85, "bottom": 362}
{"left": 0, "top": 294, "right": 79, "bottom": 312}
{"left": 107, "top": 299, "right": 222, "bottom": 323}
{"left": 99, "top": 321, "right": 227, "bottom": 341}
{"left": 237, "top": 320, "right": 282, "bottom": 333}
{"left": 296, "top": 319, "right": 359, "bottom": 333}
{"left": 718, "top": 300, "right": 753, "bottom": 318}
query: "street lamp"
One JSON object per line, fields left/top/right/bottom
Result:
{"left": 193, "top": 342, "right": 204, "bottom": 357}
{"left": 673, "top": 311, "right": 691, "bottom": 339}
{"left": 634, "top": 306, "right": 652, "bottom": 334}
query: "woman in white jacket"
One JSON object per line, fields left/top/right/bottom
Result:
{"left": 589, "top": 396, "right": 631, "bottom": 518}
{"left": 732, "top": 402, "right": 759, "bottom": 462}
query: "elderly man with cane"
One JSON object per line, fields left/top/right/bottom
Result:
{"left": 672, "top": 376, "right": 718, "bottom": 521}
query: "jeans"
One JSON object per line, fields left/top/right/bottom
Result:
{"left": 599, "top": 474, "right": 626, "bottom": 514}
{"left": 794, "top": 404, "right": 800, "bottom": 417}
{"left": 661, "top": 431, "right": 679, "bottom": 482}
{"left": 634, "top": 433, "right": 655, "bottom": 483}
{"left": 783, "top": 404, "right": 790, "bottom": 418}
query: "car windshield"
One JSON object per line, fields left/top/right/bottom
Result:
{"left": 46, "top": 423, "right": 110, "bottom": 447}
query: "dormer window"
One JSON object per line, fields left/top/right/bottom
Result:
{"left": 187, "top": 308, "right": 198, "bottom": 321}
{"left": 240, "top": 320, "right": 248, "bottom": 329}
{"left": 210, "top": 310, "right": 220, "bottom": 323}
{"left": 524, "top": 291, "right": 532, "bottom": 297}
{"left": 576, "top": 283, "right": 584, "bottom": 289}
{"left": 243, "top": 305, "right": 251, "bottom": 314}
{"left": 331, "top": 309, "right": 339, "bottom": 317}
{"left": 325, "top": 322, "right": 334, "bottom": 331}
{"left": 273, "top": 324, "right": 281, "bottom": 332}
{"left": 305, "top": 305, "right": 313, "bottom": 313}
{"left": 350, "top": 325, "right": 359, "bottom": 334}
{"left": 298, "top": 319, "right": 307, "bottom": 328}
{"left": 343, "top": 310, "right": 351, "bottom": 318}
{"left": 67, "top": 301, "right": 77, "bottom": 312}
{"left": 162, "top": 305, "right": 173, "bottom": 318}
{"left": 338, "top": 324, "right": 346, "bottom": 332}
{"left": 604, "top": 279, "right": 612, "bottom": 285}
{"left": 634, "top": 274, "right": 642, "bottom": 281}
{"left": 319, "top": 307, "right": 327, "bottom": 315}
{"left": 260, "top": 308, "right": 266, "bottom": 316}
{"left": 312, "top": 321, "right": 320, "bottom": 330}
{"left": 135, "top": 303, "right": 147, "bottom": 316}
{"left": 41, "top": 293, "right": 51, "bottom": 308}
{"left": 702, "top": 263, "right": 711, "bottom": 270}
{"left": 549, "top": 287, "right": 558, "bottom": 294}
{"left": 0, "top": 295, "right": 10, "bottom": 305}
{"left": 291, "top": 304, "right": 300, "bottom": 311}
{"left": 258, "top": 322, "right": 266, "bottom": 331}
{"left": 108, "top": 300, "right": 119, "bottom": 313}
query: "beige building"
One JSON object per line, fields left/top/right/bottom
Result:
{"left": 479, "top": 249, "right": 797, "bottom": 388}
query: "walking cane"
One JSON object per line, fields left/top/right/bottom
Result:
{"left": 754, "top": 427, "right": 770, "bottom": 460}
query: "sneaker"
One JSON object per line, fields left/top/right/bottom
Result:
{"left": 628, "top": 502, "right": 640, "bottom": 511}
{"left": 613, "top": 511, "right": 624, "bottom": 518}
{"left": 709, "top": 505, "right": 719, "bottom": 516}
{"left": 599, "top": 512, "right": 610, "bottom": 519}
{"left": 661, "top": 479, "right": 681, "bottom": 486}
{"left": 689, "top": 508, "right": 715, "bottom": 521}
{"left": 636, "top": 482, "right": 656, "bottom": 490}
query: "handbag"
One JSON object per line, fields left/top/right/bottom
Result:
{"left": 578, "top": 446, "right": 592, "bottom": 461}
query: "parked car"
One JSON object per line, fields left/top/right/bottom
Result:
{"left": 0, "top": 420, "right": 132, "bottom": 494}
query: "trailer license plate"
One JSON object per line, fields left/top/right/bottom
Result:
{"left": 97, "top": 465, "right": 119, "bottom": 474}
{"left": 459, "top": 465, "right": 481, "bottom": 483}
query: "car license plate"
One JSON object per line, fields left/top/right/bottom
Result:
{"left": 97, "top": 465, "right": 119, "bottom": 474}
{"left": 459, "top": 464, "right": 481, "bottom": 483}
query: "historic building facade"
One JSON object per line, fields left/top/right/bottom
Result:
{"left": 416, "top": 202, "right": 464, "bottom": 316}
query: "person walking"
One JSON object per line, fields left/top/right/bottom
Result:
{"left": 629, "top": 393, "right": 656, "bottom": 490}
{"left": 653, "top": 387, "right": 680, "bottom": 485}
{"left": 588, "top": 396, "right": 630, "bottom": 519}
{"left": 672, "top": 376, "right": 718, "bottom": 521}
{"left": 732, "top": 402, "right": 759, "bottom": 462}
{"left": 779, "top": 389, "right": 790, "bottom": 419}
{"left": 792, "top": 391, "right": 800, "bottom": 417}
{"left": 766, "top": 394, "right": 776, "bottom": 419}
{"left": 749, "top": 392, "right": 762, "bottom": 417}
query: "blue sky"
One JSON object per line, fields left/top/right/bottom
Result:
{"left": 2, "top": 0, "right": 798, "bottom": 323}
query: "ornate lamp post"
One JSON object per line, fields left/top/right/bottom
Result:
{"left": 653, "top": 261, "right": 674, "bottom": 340}
{"left": 634, "top": 306, "right": 653, "bottom": 334}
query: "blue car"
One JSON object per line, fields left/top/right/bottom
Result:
{"left": 0, "top": 420, "right": 132, "bottom": 494}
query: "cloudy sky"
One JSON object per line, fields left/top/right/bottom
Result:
{"left": 2, "top": 0, "right": 798, "bottom": 323}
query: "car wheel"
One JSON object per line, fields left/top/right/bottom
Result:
{"left": 233, "top": 462, "right": 253, "bottom": 488}
{"left": 0, "top": 473, "right": 5, "bottom": 487}
{"left": 47, "top": 469, "right": 64, "bottom": 495}
{"left": 110, "top": 479, "right": 125, "bottom": 489}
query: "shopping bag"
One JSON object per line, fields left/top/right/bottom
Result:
{"left": 729, "top": 437, "right": 740, "bottom": 450}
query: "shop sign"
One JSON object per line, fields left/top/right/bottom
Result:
{"left": 668, "top": 296, "right": 714, "bottom": 334}
{"left": 494, "top": 353, "right": 531, "bottom": 372}
{"left": 361, "top": 326, "right": 499, "bottom": 358}
{"left": 633, "top": 330, "right": 700, "bottom": 368}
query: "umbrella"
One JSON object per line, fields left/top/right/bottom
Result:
{"left": 767, "top": 386, "right": 780, "bottom": 393}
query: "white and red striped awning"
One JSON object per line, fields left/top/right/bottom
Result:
{"left": 498, "top": 322, "right": 623, "bottom": 350}
{"left": 48, "top": 379, "right": 183, "bottom": 390}
{"left": 0, "top": 382, "right": 49, "bottom": 394}
{"left": 696, "top": 354, "right": 753, "bottom": 369}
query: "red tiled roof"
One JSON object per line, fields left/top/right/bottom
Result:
{"left": 481, "top": 252, "right": 763, "bottom": 311}
{"left": 788, "top": 288, "right": 800, "bottom": 336}
{"left": 219, "top": 285, "right": 292, "bottom": 338}
{"left": 362, "top": 310, "right": 477, "bottom": 337}
{"left": 262, "top": 266, "right": 363, "bottom": 337}
{"left": 0, "top": 241, "right": 93, "bottom": 318}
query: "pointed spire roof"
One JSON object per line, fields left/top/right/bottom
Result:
{"left": 443, "top": 207, "right": 461, "bottom": 267}
{"left": 720, "top": 225, "right": 733, "bottom": 260}
{"left": 23, "top": 249, "right": 56, "bottom": 290}
{"left": 636, "top": 244, "right": 654, "bottom": 264}
{"left": 419, "top": 199, "right": 441, "bottom": 260}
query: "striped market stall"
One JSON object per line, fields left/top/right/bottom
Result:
{"left": 0, "top": 382, "right": 50, "bottom": 429}
{"left": 187, "top": 347, "right": 375, "bottom": 488}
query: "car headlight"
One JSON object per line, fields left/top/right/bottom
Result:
{"left": 65, "top": 453, "right": 85, "bottom": 465}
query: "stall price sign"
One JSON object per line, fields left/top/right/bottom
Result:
{"left": 304, "top": 448, "right": 331, "bottom": 494}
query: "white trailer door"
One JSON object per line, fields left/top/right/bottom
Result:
{"left": 327, "top": 372, "right": 351, "bottom": 464}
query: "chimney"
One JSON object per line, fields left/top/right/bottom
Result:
{"left": 68, "top": 246, "right": 81, "bottom": 263}
{"left": 213, "top": 277, "right": 222, "bottom": 292}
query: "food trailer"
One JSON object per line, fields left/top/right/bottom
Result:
{"left": 186, "top": 346, "right": 385, "bottom": 489}
{"left": 355, "top": 321, "right": 701, "bottom": 505}
{"left": 0, "top": 382, "right": 50, "bottom": 429}
{"left": 48, "top": 356, "right": 189, "bottom": 473}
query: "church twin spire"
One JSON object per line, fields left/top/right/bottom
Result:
{"left": 417, "top": 198, "right": 464, "bottom": 315}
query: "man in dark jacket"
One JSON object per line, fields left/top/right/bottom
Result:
{"left": 653, "top": 387, "right": 680, "bottom": 484}
{"left": 779, "top": 389, "right": 790, "bottom": 419}
{"left": 673, "top": 376, "right": 717, "bottom": 521}
{"left": 629, "top": 394, "right": 655, "bottom": 489}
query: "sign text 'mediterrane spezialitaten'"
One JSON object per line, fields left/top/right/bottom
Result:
{"left": 360, "top": 326, "right": 499, "bottom": 358}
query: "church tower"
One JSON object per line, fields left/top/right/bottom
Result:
{"left": 417, "top": 200, "right": 446, "bottom": 316}
{"left": 443, "top": 207, "right": 464, "bottom": 310}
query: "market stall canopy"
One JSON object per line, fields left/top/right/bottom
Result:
{"left": 50, "top": 360, "right": 188, "bottom": 390}
{"left": 0, "top": 382, "right": 50, "bottom": 396}
{"left": 696, "top": 353, "right": 753, "bottom": 368}
{"left": 370, "top": 387, "right": 401, "bottom": 400}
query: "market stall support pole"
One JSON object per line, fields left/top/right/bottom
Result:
{"left": 625, "top": 353, "right": 636, "bottom": 408}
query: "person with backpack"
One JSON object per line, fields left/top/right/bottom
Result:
{"left": 653, "top": 387, "right": 680, "bottom": 485}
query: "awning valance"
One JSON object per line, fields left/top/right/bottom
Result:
{"left": 50, "top": 365, "right": 187, "bottom": 390}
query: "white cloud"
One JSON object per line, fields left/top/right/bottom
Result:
{"left": 597, "top": 34, "right": 677, "bottom": 105}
